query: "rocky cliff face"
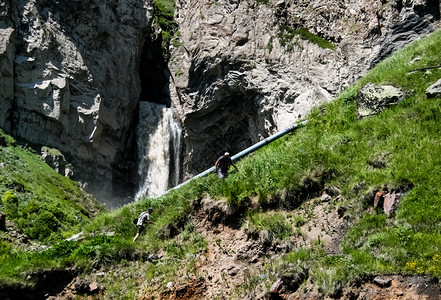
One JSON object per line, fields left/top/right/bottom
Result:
{"left": 0, "top": 0, "right": 154, "bottom": 206}
{"left": 0, "top": 0, "right": 439, "bottom": 206}
{"left": 169, "top": 0, "right": 439, "bottom": 175}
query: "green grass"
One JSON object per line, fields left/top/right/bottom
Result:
{"left": 154, "top": 0, "right": 178, "bottom": 59}
{"left": 1, "top": 26, "right": 441, "bottom": 299}
{"left": 0, "top": 130, "right": 103, "bottom": 288}
{"left": 277, "top": 25, "right": 336, "bottom": 51}
{"left": 245, "top": 211, "right": 293, "bottom": 240}
{"left": 0, "top": 131, "right": 102, "bottom": 242}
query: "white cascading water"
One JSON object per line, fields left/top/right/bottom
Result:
{"left": 135, "top": 102, "right": 181, "bottom": 200}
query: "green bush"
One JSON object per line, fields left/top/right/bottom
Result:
{"left": 277, "top": 26, "right": 336, "bottom": 51}
{"left": 75, "top": 235, "right": 115, "bottom": 258}
{"left": 18, "top": 210, "right": 59, "bottom": 240}
{"left": 19, "top": 198, "right": 40, "bottom": 217}
{"left": 0, "top": 240, "right": 13, "bottom": 261}
{"left": 154, "top": 0, "right": 178, "bottom": 58}
{"left": 2, "top": 190, "right": 18, "bottom": 219}
{"left": 48, "top": 240, "right": 78, "bottom": 258}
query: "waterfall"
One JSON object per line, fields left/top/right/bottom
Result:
{"left": 135, "top": 102, "right": 181, "bottom": 200}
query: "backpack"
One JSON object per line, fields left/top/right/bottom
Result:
{"left": 133, "top": 218, "right": 138, "bottom": 225}
{"left": 218, "top": 156, "right": 231, "bottom": 171}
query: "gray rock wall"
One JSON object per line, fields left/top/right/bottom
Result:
{"left": 0, "top": 1, "right": 16, "bottom": 133}
{"left": 0, "top": 0, "right": 154, "bottom": 206}
{"left": 169, "top": 0, "right": 439, "bottom": 175}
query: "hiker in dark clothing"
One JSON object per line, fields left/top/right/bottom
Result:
{"left": 215, "top": 152, "right": 238, "bottom": 178}
{"left": 133, "top": 207, "right": 153, "bottom": 242}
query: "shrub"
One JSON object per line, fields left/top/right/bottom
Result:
{"left": 20, "top": 210, "right": 59, "bottom": 240}
{"left": 2, "top": 190, "right": 18, "bottom": 219}
{"left": 0, "top": 240, "right": 13, "bottom": 261}
{"left": 154, "top": 0, "right": 178, "bottom": 58}
{"left": 75, "top": 235, "right": 116, "bottom": 258}
{"left": 277, "top": 26, "right": 336, "bottom": 51}
{"left": 48, "top": 240, "right": 78, "bottom": 258}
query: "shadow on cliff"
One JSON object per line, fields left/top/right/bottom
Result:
{"left": 183, "top": 54, "right": 265, "bottom": 175}
{"left": 371, "top": 3, "right": 440, "bottom": 68}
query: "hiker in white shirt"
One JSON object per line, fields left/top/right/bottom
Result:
{"left": 133, "top": 207, "right": 153, "bottom": 242}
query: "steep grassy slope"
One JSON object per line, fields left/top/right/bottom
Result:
{"left": 0, "top": 132, "right": 102, "bottom": 238}
{"left": 0, "top": 131, "right": 102, "bottom": 288}
{"left": 1, "top": 28, "right": 441, "bottom": 299}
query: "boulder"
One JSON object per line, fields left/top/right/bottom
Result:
{"left": 373, "top": 277, "right": 392, "bottom": 287}
{"left": 357, "top": 83, "right": 404, "bottom": 118}
{"left": 426, "top": 78, "right": 441, "bottom": 98}
{"left": 88, "top": 281, "right": 100, "bottom": 294}
{"left": 383, "top": 191, "right": 400, "bottom": 217}
{"left": 270, "top": 278, "right": 285, "bottom": 294}
{"left": 320, "top": 192, "right": 332, "bottom": 202}
{"left": 269, "top": 265, "right": 309, "bottom": 296}
{"left": 374, "top": 190, "right": 401, "bottom": 216}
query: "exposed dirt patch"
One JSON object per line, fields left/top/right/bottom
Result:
{"left": 351, "top": 275, "right": 441, "bottom": 300}
{"left": 180, "top": 195, "right": 350, "bottom": 298}
{"left": 160, "top": 277, "right": 205, "bottom": 299}
{"left": 190, "top": 197, "right": 263, "bottom": 298}
{"left": 293, "top": 194, "right": 349, "bottom": 255}
{"left": 271, "top": 275, "right": 441, "bottom": 299}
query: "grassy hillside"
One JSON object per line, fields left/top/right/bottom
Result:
{"left": 0, "top": 131, "right": 102, "bottom": 285}
{"left": 1, "top": 28, "right": 441, "bottom": 298}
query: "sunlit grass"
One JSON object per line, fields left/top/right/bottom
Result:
{"left": 245, "top": 211, "right": 293, "bottom": 240}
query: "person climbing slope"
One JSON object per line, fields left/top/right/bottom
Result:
{"left": 133, "top": 207, "right": 153, "bottom": 242}
{"left": 215, "top": 152, "right": 239, "bottom": 178}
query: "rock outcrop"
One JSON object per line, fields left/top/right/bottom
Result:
{"left": 0, "top": 0, "right": 439, "bottom": 205}
{"left": 41, "top": 146, "right": 73, "bottom": 178}
{"left": 357, "top": 83, "right": 404, "bottom": 118}
{"left": 426, "top": 77, "right": 441, "bottom": 98}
